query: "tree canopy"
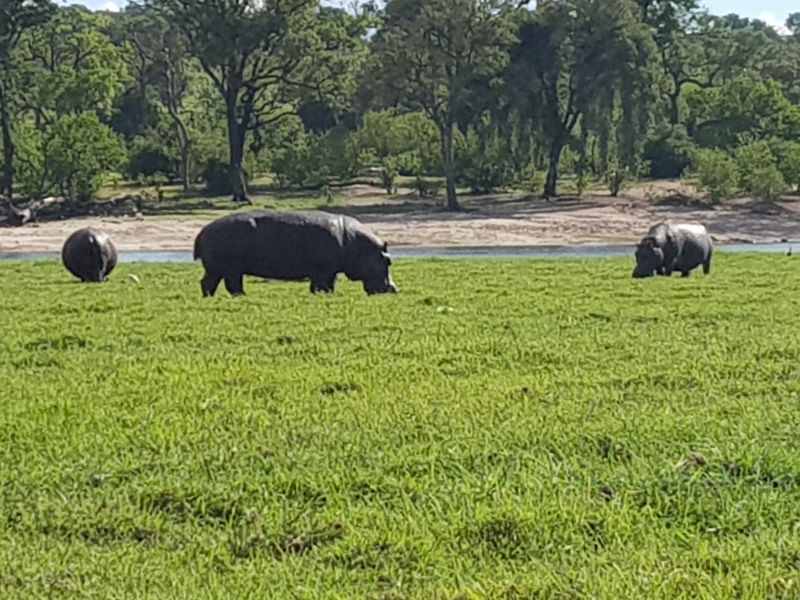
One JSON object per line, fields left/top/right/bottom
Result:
{"left": 0, "top": 0, "right": 798, "bottom": 206}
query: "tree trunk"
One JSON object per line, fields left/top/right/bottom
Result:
{"left": 0, "top": 78, "right": 14, "bottom": 201}
{"left": 440, "top": 121, "right": 459, "bottom": 211}
{"left": 543, "top": 138, "right": 564, "bottom": 200}
{"left": 166, "top": 98, "right": 191, "bottom": 192}
{"left": 225, "top": 100, "right": 250, "bottom": 204}
{"left": 667, "top": 90, "right": 680, "bottom": 125}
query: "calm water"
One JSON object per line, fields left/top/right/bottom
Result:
{"left": 0, "top": 242, "right": 792, "bottom": 263}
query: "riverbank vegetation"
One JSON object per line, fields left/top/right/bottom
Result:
{"left": 1, "top": 0, "right": 800, "bottom": 218}
{"left": 1, "top": 254, "right": 799, "bottom": 596}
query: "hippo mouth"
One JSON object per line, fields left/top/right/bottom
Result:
{"left": 363, "top": 278, "right": 398, "bottom": 295}
{"left": 632, "top": 269, "right": 654, "bottom": 279}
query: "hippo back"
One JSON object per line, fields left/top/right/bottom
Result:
{"left": 194, "top": 210, "right": 348, "bottom": 280}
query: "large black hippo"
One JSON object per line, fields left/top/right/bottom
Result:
{"left": 61, "top": 227, "right": 118, "bottom": 282}
{"left": 193, "top": 210, "right": 399, "bottom": 296}
{"left": 633, "top": 221, "right": 713, "bottom": 278}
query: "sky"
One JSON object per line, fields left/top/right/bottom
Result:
{"left": 64, "top": 0, "right": 796, "bottom": 33}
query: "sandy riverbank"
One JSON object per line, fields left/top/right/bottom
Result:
{"left": 1, "top": 183, "right": 798, "bottom": 252}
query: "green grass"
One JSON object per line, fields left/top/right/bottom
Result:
{"left": 1, "top": 254, "right": 799, "bottom": 598}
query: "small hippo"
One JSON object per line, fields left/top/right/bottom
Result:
{"left": 633, "top": 222, "right": 713, "bottom": 278}
{"left": 193, "top": 210, "right": 398, "bottom": 296}
{"left": 61, "top": 227, "right": 118, "bottom": 282}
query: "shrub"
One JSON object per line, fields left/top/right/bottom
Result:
{"left": 127, "top": 135, "right": 179, "bottom": 182}
{"left": 457, "top": 125, "right": 515, "bottom": 193}
{"left": 693, "top": 149, "right": 739, "bottom": 202}
{"left": 743, "top": 166, "right": 788, "bottom": 201}
{"left": 45, "top": 112, "right": 126, "bottom": 202}
{"left": 643, "top": 124, "right": 696, "bottom": 178}
{"left": 202, "top": 158, "right": 251, "bottom": 196}
{"left": 734, "top": 141, "right": 788, "bottom": 201}
{"left": 770, "top": 140, "right": 800, "bottom": 192}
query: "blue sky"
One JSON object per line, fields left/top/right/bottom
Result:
{"left": 64, "top": 0, "right": 796, "bottom": 32}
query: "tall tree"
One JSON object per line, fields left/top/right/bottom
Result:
{"left": 123, "top": 5, "right": 193, "bottom": 190}
{"left": 148, "top": 0, "right": 367, "bottom": 203}
{"left": 366, "top": 0, "right": 519, "bottom": 210}
{"left": 13, "top": 6, "right": 128, "bottom": 199}
{"left": 507, "top": 0, "right": 657, "bottom": 199}
{"left": 0, "top": 0, "right": 55, "bottom": 200}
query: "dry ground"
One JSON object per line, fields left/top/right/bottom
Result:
{"left": 1, "top": 180, "right": 798, "bottom": 252}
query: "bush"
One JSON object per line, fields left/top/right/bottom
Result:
{"left": 643, "top": 124, "right": 696, "bottom": 178}
{"left": 744, "top": 166, "right": 788, "bottom": 201}
{"left": 45, "top": 112, "right": 126, "bottom": 202}
{"left": 127, "top": 135, "right": 180, "bottom": 182}
{"left": 456, "top": 125, "right": 515, "bottom": 193}
{"left": 770, "top": 140, "right": 800, "bottom": 192}
{"left": 734, "top": 141, "right": 788, "bottom": 201}
{"left": 693, "top": 149, "right": 739, "bottom": 202}
{"left": 202, "top": 158, "right": 250, "bottom": 196}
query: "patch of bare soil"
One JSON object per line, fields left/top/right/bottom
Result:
{"left": 1, "top": 182, "right": 798, "bottom": 252}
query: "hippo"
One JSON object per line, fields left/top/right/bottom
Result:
{"left": 193, "top": 210, "right": 399, "bottom": 296}
{"left": 633, "top": 222, "right": 713, "bottom": 278}
{"left": 61, "top": 227, "right": 118, "bottom": 282}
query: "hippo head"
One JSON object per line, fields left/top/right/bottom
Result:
{"left": 344, "top": 234, "right": 398, "bottom": 295}
{"left": 632, "top": 238, "right": 664, "bottom": 278}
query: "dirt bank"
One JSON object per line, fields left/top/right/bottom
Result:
{"left": 1, "top": 183, "right": 798, "bottom": 252}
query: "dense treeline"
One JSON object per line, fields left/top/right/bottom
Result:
{"left": 1, "top": 0, "right": 799, "bottom": 210}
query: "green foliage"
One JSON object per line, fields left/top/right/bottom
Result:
{"left": 353, "top": 111, "right": 440, "bottom": 175}
{"left": 686, "top": 75, "right": 800, "bottom": 149}
{"left": 44, "top": 112, "right": 125, "bottom": 201}
{"left": 2, "top": 255, "right": 800, "bottom": 596}
{"left": 366, "top": 0, "right": 519, "bottom": 209}
{"left": 126, "top": 134, "right": 180, "bottom": 182}
{"left": 734, "top": 141, "right": 789, "bottom": 201}
{"left": 642, "top": 123, "right": 697, "bottom": 178}
{"left": 769, "top": 140, "right": 800, "bottom": 191}
{"left": 693, "top": 148, "right": 739, "bottom": 202}
{"left": 19, "top": 6, "right": 129, "bottom": 119}
{"left": 202, "top": 158, "right": 251, "bottom": 197}
{"left": 506, "top": 0, "right": 658, "bottom": 198}
{"left": 456, "top": 123, "right": 516, "bottom": 193}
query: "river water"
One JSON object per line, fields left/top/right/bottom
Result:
{"left": 0, "top": 242, "right": 792, "bottom": 263}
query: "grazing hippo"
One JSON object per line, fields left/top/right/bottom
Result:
{"left": 61, "top": 227, "right": 118, "bottom": 282}
{"left": 633, "top": 222, "right": 713, "bottom": 278}
{"left": 193, "top": 210, "right": 399, "bottom": 297}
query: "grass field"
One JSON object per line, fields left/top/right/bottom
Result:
{"left": 1, "top": 254, "right": 799, "bottom": 598}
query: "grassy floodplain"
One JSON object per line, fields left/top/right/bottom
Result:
{"left": 1, "top": 253, "right": 799, "bottom": 598}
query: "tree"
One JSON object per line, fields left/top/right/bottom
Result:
{"left": 685, "top": 75, "right": 800, "bottom": 149}
{"left": 149, "top": 0, "right": 369, "bottom": 203}
{"left": 45, "top": 111, "right": 126, "bottom": 201}
{"left": 0, "top": 0, "right": 55, "bottom": 200}
{"left": 123, "top": 5, "right": 193, "bottom": 190}
{"left": 788, "top": 13, "right": 800, "bottom": 37}
{"left": 366, "top": 0, "right": 518, "bottom": 210}
{"left": 12, "top": 6, "right": 129, "bottom": 200}
{"left": 17, "top": 6, "right": 129, "bottom": 123}
{"left": 506, "top": 0, "right": 657, "bottom": 199}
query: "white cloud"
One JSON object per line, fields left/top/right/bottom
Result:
{"left": 757, "top": 11, "right": 790, "bottom": 35}
{"left": 100, "top": 1, "right": 121, "bottom": 12}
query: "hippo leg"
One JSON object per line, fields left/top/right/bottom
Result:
{"left": 223, "top": 272, "right": 245, "bottom": 296}
{"left": 703, "top": 256, "right": 711, "bottom": 275}
{"left": 201, "top": 271, "right": 222, "bottom": 297}
{"left": 680, "top": 270, "right": 690, "bottom": 277}
{"left": 309, "top": 272, "right": 337, "bottom": 294}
